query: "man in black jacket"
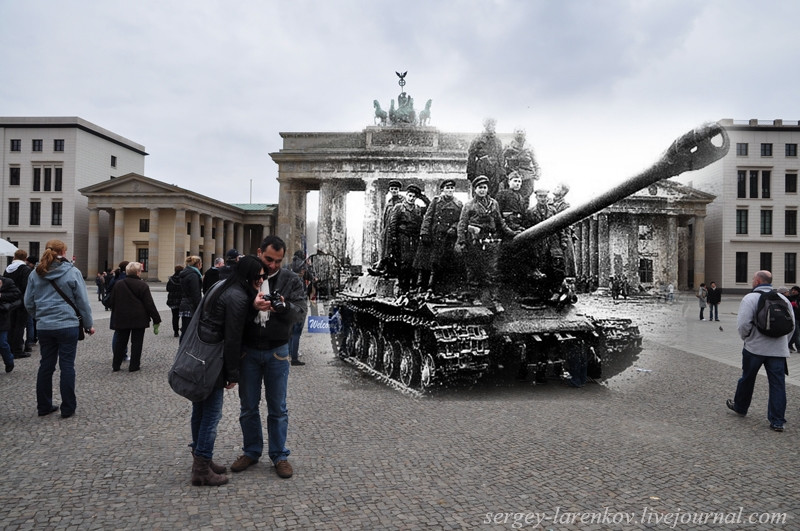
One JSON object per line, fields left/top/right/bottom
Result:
{"left": 706, "top": 281, "right": 722, "bottom": 322}
{"left": 230, "top": 236, "right": 307, "bottom": 479}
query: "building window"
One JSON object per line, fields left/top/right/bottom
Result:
{"left": 111, "top": 156, "right": 117, "bottom": 168}
{"left": 43, "top": 168, "right": 52, "bottom": 191}
{"left": 30, "top": 202, "right": 41, "bottom": 225}
{"left": 51, "top": 202, "right": 62, "bottom": 226}
{"left": 786, "top": 210, "right": 797, "bottom": 236}
{"left": 786, "top": 174, "right": 797, "bottom": 194}
{"left": 212, "top": 227, "right": 217, "bottom": 239}
{"left": 786, "top": 253, "right": 797, "bottom": 284}
{"left": 736, "top": 252, "right": 748, "bottom": 283}
{"left": 55, "top": 168, "right": 62, "bottom": 191}
{"left": 139, "top": 219, "right": 150, "bottom": 232}
{"left": 761, "top": 252, "right": 772, "bottom": 272}
{"left": 736, "top": 209, "right": 748, "bottom": 234}
{"left": 761, "top": 143, "right": 773, "bottom": 157}
{"left": 8, "top": 201, "right": 19, "bottom": 225}
{"left": 750, "top": 170, "right": 759, "bottom": 198}
{"left": 736, "top": 143, "right": 748, "bottom": 156}
{"left": 737, "top": 170, "right": 746, "bottom": 198}
{"left": 33, "top": 168, "right": 41, "bottom": 191}
{"left": 760, "top": 210, "right": 773, "bottom": 235}
{"left": 638, "top": 258, "right": 653, "bottom": 283}
{"left": 137, "top": 248, "right": 149, "bottom": 272}
{"left": 29, "top": 242, "right": 39, "bottom": 260}
{"left": 53, "top": 139, "right": 64, "bottom": 152}
{"left": 186, "top": 222, "right": 191, "bottom": 235}
{"left": 9, "top": 167, "right": 20, "bottom": 186}
{"left": 200, "top": 225, "right": 205, "bottom": 238}
{"left": 786, "top": 144, "right": 797, "bottom": 157}
{"left": 32, "top": 139, "right": 43, "bottom": 152}
{"left": 10, "top": 139, "right": 21, "bottom": 152}
{"left": 761, "top": 170, "right": 771, "bottom": 198}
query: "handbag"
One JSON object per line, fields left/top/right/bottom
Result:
{"left": 168, "top": 285, "right": 224, "bottom": 402}
{"left": 48, "top": 280, "right": 87, "bottom": 340}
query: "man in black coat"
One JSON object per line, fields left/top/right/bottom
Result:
{"left": 706, "top": 281, "right": 722, "bottom": 322}
{"left": 0, "top": 276, "right": 22, "bottom": 372}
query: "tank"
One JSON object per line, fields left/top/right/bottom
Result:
{"left": 329, "top": 122, "right": 729, "bottom": 394}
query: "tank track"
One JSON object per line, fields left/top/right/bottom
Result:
{"left": 330, "top": 300, "right": 491, "bottom": 394}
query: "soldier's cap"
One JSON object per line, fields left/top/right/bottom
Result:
{"left": 388, "top": 180, "right": 402, "bottom": 189}
{"left": 406, "top": 184, "right": 422, "bottom": 196}
{"left": 440, "top": 179, "right": 456, "bottom": 189}
{"left": 507, "top": 171, "right": 521, "bottom": 181}
{"left": 472, "top": 175, "right": 489, "bottom": 188}
{"left": 534, "top": 188, "right": 549, "bottom": 195}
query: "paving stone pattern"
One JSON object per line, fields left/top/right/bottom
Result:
{"left": 0, "top": 286, "right": 797, "bottom": 530}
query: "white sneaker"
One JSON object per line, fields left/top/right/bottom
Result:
{"left": 700, "top": 318, "right": 706, "bottom": 321}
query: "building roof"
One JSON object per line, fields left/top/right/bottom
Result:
{"left": 0, "top": 116, "right": 147, "bottom": 155}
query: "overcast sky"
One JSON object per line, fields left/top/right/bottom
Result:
{"left": 2, "top": 1, "right": 798, "bottom": 210}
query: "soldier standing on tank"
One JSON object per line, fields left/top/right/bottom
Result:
{"left": 387, "top": 184, "right": 429, "bottom": 291}
{"left": 369, "top": 180, "right": 404, "bottom": 275}
{"left": 495, "top": 171, "right": 528, "bottom": 235}
{"left": 456, "top": 175, "right": 514, "bottom": 312}
{"left": 551, "top": 183, "right": 576, "bottom": 277}
{"left": 413, "top": 179, "right": 463, "bottom": 293}
{"left": 503, "top": 128, "right": 540, "bottom": 205}
{"left": 525, "top": 189, "right": 569, "bottom": 297}
{"left": 467, "top": 118, "right": 506, "bottom": 198}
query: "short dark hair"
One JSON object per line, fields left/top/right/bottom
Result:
{"left": 259, "top": 235, "right": 286, "bottom": 254}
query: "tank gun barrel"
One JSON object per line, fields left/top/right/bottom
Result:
{"left": 513, "top": 122, "right": 730, "bottom": 245}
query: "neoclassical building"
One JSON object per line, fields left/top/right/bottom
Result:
{"left": 80, "top": 173, "right": 276, "bottom": 281}
{"left": 575, "top": 179, "right": 715, "bottom": 291}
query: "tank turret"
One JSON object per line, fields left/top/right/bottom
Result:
{"left": 330, "top": 122, "right": 730, "bottom": 393}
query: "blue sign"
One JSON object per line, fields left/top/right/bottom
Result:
{"left": 308, "top": 315, "right": 333, "bottom": 333}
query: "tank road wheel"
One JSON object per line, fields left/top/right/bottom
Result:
{"left": 419, "top": 353, "right": 436, "bottom": 389}
{"left": 346, "top": 327, "right": 365, "bottom": 359}
{"left": 399, "top": 345, "right": 420, "bottom": 388}
{"left": 383, "top": 339, "right": 401, "bottom": 378}
{"left": 365, "top": 332, "right": 382, "bottom": 371}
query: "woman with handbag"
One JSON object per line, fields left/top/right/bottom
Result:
{"left": 24, "top": 240, "right": 95, "bottom": 418}
{"left": 106, "top": 262, "right": 162, "bottom": 372}
{"left": 187, "top": 255, "right": 264, "bottom": 486}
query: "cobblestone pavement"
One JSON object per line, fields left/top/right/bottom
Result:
{"left": 1, "top": 285, "right": 797, "bottom": 530}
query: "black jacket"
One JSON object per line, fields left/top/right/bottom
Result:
{"left": 0, "top": 278, "right": 22, "bottom": 330}
{"left": 179, "top": 267, "right": 202, "bottom": 314}
{"left": 197, "top": 281, "right": 257, "bottom": 386}
{"left": 706, "top": 286, "right": 722, "bottom": 305}
{"left": 166, "top": 273, "right": 182, "bottom": 309}
{"left": 107, "top": 276, "right": 162, "bottom": 330}
{"left": 242, "top": 269, "right": 307, "bottom": 351}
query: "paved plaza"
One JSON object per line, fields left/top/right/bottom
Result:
{"left": 1, "top": 286, "right": 797, "bottom": 530}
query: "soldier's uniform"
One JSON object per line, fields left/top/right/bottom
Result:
{"left": 503, "top": 131, "right": 540, "bottom": 205}
{"left": 387, "top": 184, "right": 428, "bottom": 291}
{"left": 456, "top": 176, "right": 514, "bottom": 308}
{"left": 524, "top": 190, "right": 569, "bottom": 295}
{"left": 495, "top": 186, "right": 528, "bottom": 234}
{"left": 467, "top": 131, "right": 506, "bottom": 198}
{"left": 377, "top": 180, "right": 404, "bottom": 270}
{"left": 413, "top": 179, "right": 463, "bottom": 292}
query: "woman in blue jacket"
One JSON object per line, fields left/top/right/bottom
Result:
{"left": 24, "top": 240, "right": 95, "bottom": 418}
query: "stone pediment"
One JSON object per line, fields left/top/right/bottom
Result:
{"left": 79, "top": 173, "right": 184, "bottom": 196}
{"left": 630, "top": 178, "right": 716, "bottom": 202}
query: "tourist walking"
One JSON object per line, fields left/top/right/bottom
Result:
{"left": 0, "top": 276, "right": 22, "bottom": 373}
{"left": 106, "top": 262, "right": 161, "bottom": 372}
{"left": 166, "top": 266, "right": 183, "bottom": 338}
{"left": 697, "top": 283, "right": 708, "bottom": 321}
{"left": 24, "top": 240, "right": 95, "bottom": 418}
{"left": 726, "top": 270, "right": 793, "bottom": 432}
{"left": 179, "top": 256, "right": 203, "bottom": 341}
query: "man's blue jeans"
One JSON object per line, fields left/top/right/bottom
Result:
{"left": 709, "top": 303, "right": 719, "bottom": 321}
{"left": 191, "top": 387, "right": 224, "bottom": 459}
{"left": 733, "top": 348, "right": 786, "bottom": 427}
{"left": 288, "top": 321, "right": 304, "bottom": 361}
{"left": 37, "top": 327, "right": 79, "bottom": 416}
{"left": 0, "top": 330, "right": 13, "bottom": 368}
{"left": 239, "top": 344, "right": 290, "bottom": 464}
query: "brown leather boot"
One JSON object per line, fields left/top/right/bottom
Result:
{"left": 191, "top": 455, "right": 228, "bottom": 486}
{"left": 192, "top": 449, "right": 226, "bottom": 474}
